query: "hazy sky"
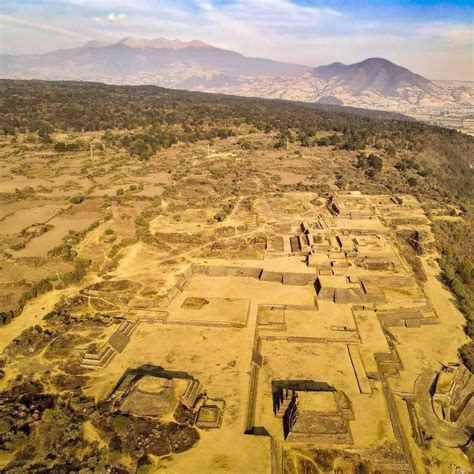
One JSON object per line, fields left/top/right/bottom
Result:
{"left": 0, "top": 0, "right": 473, "bottom": 80}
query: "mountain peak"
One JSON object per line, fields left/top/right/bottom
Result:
{"left": 360, "top": 57, "right": 394, "bottom": 65}
{"left": 187, "top": 39, "right": 212, "bottom": 49}
{"left": 310, "top": 61, "right": 347, "bottom": 80}
{"left": 115, "top": 36, "right": 213, "bottom": 49}
{"left": 81, "top": 36, "right": 214, "bottom": 50}
{"left": 83, "top": 39, "right": 113, "bottom": 48}
{"left": 312, "top": 57, "right": 435, "bottom": 97}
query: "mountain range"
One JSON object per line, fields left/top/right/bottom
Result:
{"left": 1, "top": 36, "right": 472, "bottom": 114}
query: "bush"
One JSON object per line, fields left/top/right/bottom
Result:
{"left": 214, "top": 211, "right": 227, "bottom": 222}
{"left": 459, "top": 342, "right": 474, "bottom": 373}
{"left": 111, "top": 415, "right": 132, "bottom": 435}
{"left": 0, "top": 311, "right": 14, "bottom": 325}
{"left": 367, "top": 154, "right": 383, "bottom": 173}
{"left": 238, "top": 139, "right": 252, "bottom": 150}
{"left": 69, "top": 195, "right": 84, "bottom": 204}
{"left": 54, "top": 142, "right": 66, "bottom": 152}
{"left": 20, "top": 279, "right": 52, "bottom": 304}
{"left": 54, "top": 142, "right": 80, "bottom": 152}
{"left": 60, "top": 258, "right": 91, "bottom": 286}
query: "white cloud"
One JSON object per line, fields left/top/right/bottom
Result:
{"left": 92, "top": 12, "right": 126, "bottom": 23}
{"left": 107, "top": 12, "right": 126, "bottom": 22}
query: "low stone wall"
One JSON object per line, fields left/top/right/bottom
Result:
{"left": 239, "top": 267, "right": 263, "bottom": 278}
{"left": 318, "top": 288, "right": 335, "bottom": 300}
{"left": 165, "top": 320, "right": 245, "bottom": 328}
{"left": 286, "top": 430, "right": 352, "bottom": 444}
{"left": 287, "top": 336, "right": 329, "bottom": 344}
{"left": 192, "top": 264, "right": 315, "bottom": 285}
{"left": 159, "top": 263, "right": 318, "bottom": 311}
{"left": 284, "top": 304, "right": 319, "bottom": 311}
{"left": 334, "top": 287, "right": 364, "bottom": 304}
{"left": 282, "top": 272, "right": 316, "bottom": 286}
{"left": 260, "top": 271, "right": 284, "bottom": 283}
{"left": 157, "top": 266, "right": 196, "bottom": 308}
{"left": 377, "top": 309, "right": 440, "bottom": 328}
{"left": 207, "top": 266, "right": 228, "bottom": 277}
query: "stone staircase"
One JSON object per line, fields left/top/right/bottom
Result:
{"left": 275, "top": 389, "right": 295, "bottom": 417}
{"left": 181, "top": 378, "right": 202, "bottom": 408}
{"left": 118, "top": 320, "right": 137, "bottom": 337}
{"left": 80, "top": 343, "right": 116, "bottom": 369}
{"left": 80, "top": 319, "right": 137, "bottom": 369}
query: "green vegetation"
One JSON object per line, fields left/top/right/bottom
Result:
{"left": 433, "top": 218, "right": 474, "bottom": 371}
{"left": 434, "top": 219, "right": 474, "bottom": 323}
{"left": 1, "top": 80, "right": 472, "bottom": 201}
{"left": 54, "top": 141, "right": 81, "bottom": 152}
{"left": 60, "top": 257, "right": 91, "bottom": 286}
{"left": 69, "top": 195, "right": 84, "bottom": 204}
{"left": 213, "top": 199, "right": 236, "bottom": 222}
{"left": 357, "top": 153, "right": 384, "bottom": 178}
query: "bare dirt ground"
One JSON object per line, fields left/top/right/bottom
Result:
{"left": 0, "top": 133, "right": 471, "bottom": 473}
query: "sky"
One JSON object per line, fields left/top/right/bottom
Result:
{"left": 0, "top": 0, "right": 473, "bottom": 80}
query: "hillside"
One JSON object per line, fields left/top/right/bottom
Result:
{"left": 0, "top": 79, "right": 472, "bottom": 200}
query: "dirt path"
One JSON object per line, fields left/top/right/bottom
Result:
{"left": 228, "top": 195, "right": 246, "bottom": 218}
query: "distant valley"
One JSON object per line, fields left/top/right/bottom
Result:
{"left": 1, "top": 36, "right": 473, "bottom": 122}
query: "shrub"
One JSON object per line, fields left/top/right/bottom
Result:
{"left": 459, "top": 342, "right": 474, "bottom": 373}
{"left": 0, "top": 311, "right": 14, "bottom": 325}
{"left": 111, "top": 415, "right": 132, "bottom": 435}
{"left": 367, "top": 154, "right": 383, "bottom": 173}
{"left": 60, "top": 258, "right": 91, "bottom": 286}
{"left": 238, "top": 139, "right": 252, "bottom": 150}
{"left": 214, "top": 211, "right": 227, "bottom": 222}
{"left": 20, "top": 279, "right": 52, "bottom": 304}
{"left": 69, "top": 195, "right": 84, "bottom": 204}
